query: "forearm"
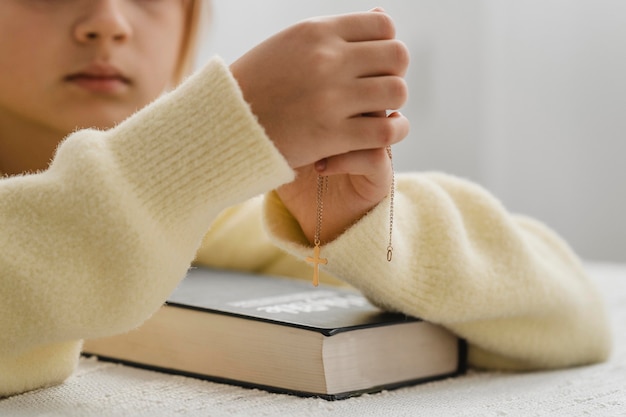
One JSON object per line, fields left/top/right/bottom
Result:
{"left": 265, "top": 172, "right": 611, "bottom": 370}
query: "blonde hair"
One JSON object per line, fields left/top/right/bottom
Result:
{"left": 173, "top": 0, "right": 210, "bottom": 86}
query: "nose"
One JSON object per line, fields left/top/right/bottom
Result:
{"left": 73, "top": 0, "right": 132, "bottom": 44}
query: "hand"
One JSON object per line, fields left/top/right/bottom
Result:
{"left": 230, "top": 10, "right": 410, "bottom": 169}
{"left": 276, "top": 112, "right": 403, "bottom": 244}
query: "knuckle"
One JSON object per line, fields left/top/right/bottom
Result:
{"left": 392, "top": 40, "right": 411, "bottom": 70}
{"left": 390, "top": 77, "right": 409, "bottom": 107}
{"left": 294, "top": 18, "right": 328, "bottom": 41}
{"left": 375, "top": 13, "right": 396, "bottom": 39}
{"left": 376, "top": 120, "right": 395, "bottom": 146}
{"left": 288, "top": 19, "right": 342, "bottom": 77}
{"left": 309, "top": 46, "right": 340, "bottom": 75}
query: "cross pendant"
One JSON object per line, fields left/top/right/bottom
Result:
{"left": 305, "top": 244, "right": 327, "bottom": 287}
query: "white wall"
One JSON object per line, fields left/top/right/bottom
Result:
{"left": 482, "top": 0, "right": 626, "bottom": 262}
{"left": 199, "top": 0, "right": 626, "bottom": 262}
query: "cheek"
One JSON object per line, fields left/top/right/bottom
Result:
{"left": 0, "top": 18, "right": 49, "bottom": 79}
{"left": 0, "top": 18, "right": 62, "bottom": 104}
{"left": 134, "top": 16, "right": 187, "bottom": 94}
{"left": 140, "top": 43, "right": 178, "bottom": 92}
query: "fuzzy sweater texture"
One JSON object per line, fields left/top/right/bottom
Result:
{"left": 0, "top": 58, "right": 611, "bottom": 397}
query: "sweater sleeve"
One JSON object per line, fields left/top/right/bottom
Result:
{"left": 0, "top": 57, "right": 294, "bottom": 396}
{"left": 263, "top": 172, "right": 612, "bottom": 371}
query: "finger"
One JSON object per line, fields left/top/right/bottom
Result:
{"left": 339, "top": 111, "right": 409, "bottom": 152}
{"left": 316, "top": 148, "right": 392, "bottom": 178}
{"left": 345, "top": 40, "right": 410, "bottom": 77}
{"left": 332, "top": 11, "right": 396, "bottom": 42}
{"left": 344, "top": 77, "right": 408, "bottom": 116}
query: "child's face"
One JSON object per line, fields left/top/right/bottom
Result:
{"left": 0, "top": 0, "right": 186, "bottom": 136}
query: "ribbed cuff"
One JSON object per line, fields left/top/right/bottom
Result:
{"left": 105, "top": 57, "right": 294, "bottom": 227}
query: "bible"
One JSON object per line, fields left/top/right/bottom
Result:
{"left": 83, "top": 267, "right": 466, "bottom": 400}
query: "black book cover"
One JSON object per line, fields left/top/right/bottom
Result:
{"left": 167, "top": 267, "right": 419, "bottom": 335}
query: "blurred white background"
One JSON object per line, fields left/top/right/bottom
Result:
{"left": 198, "top": 0, "right": 626, "bottom": 263}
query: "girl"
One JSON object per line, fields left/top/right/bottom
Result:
{"left": 0, "top": 0, "right": 610, "bottom": 397}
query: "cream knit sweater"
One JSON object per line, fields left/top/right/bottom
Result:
{"left": 0, "top": 58, "right": 611, "bottom": 397}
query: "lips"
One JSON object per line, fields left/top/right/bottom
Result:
{"left": 65, "top": 64, "right": 131, "bottom": 93}
{"left": 66, "top": 73, "right": 129, "bottom": 83}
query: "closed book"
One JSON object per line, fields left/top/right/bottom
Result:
{"left": 83, "top": 267, "right": 466, "bottom": 400}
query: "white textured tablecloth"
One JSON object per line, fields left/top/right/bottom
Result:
{"left": 2, "top": 262, "right": 625, "bottom": 417}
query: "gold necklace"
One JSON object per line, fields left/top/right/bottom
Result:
{"left": 306, "top": 146, "right": 395, "bottom": 286}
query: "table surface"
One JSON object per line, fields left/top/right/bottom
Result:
{"left": 2, "top": 262, "right": 625, "bottom": 417}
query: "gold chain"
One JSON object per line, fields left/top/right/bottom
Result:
{"left": 386, "top": 145, "right": 395, "bottom": 262}
{"left": 305, "top": 175, "right": 329, "bottom": 287}
{"left": 307, "top": 147, "right": 395, "bottom": 286}
{"left": 313, "top": 174, "right": 328, "bottom": 247}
